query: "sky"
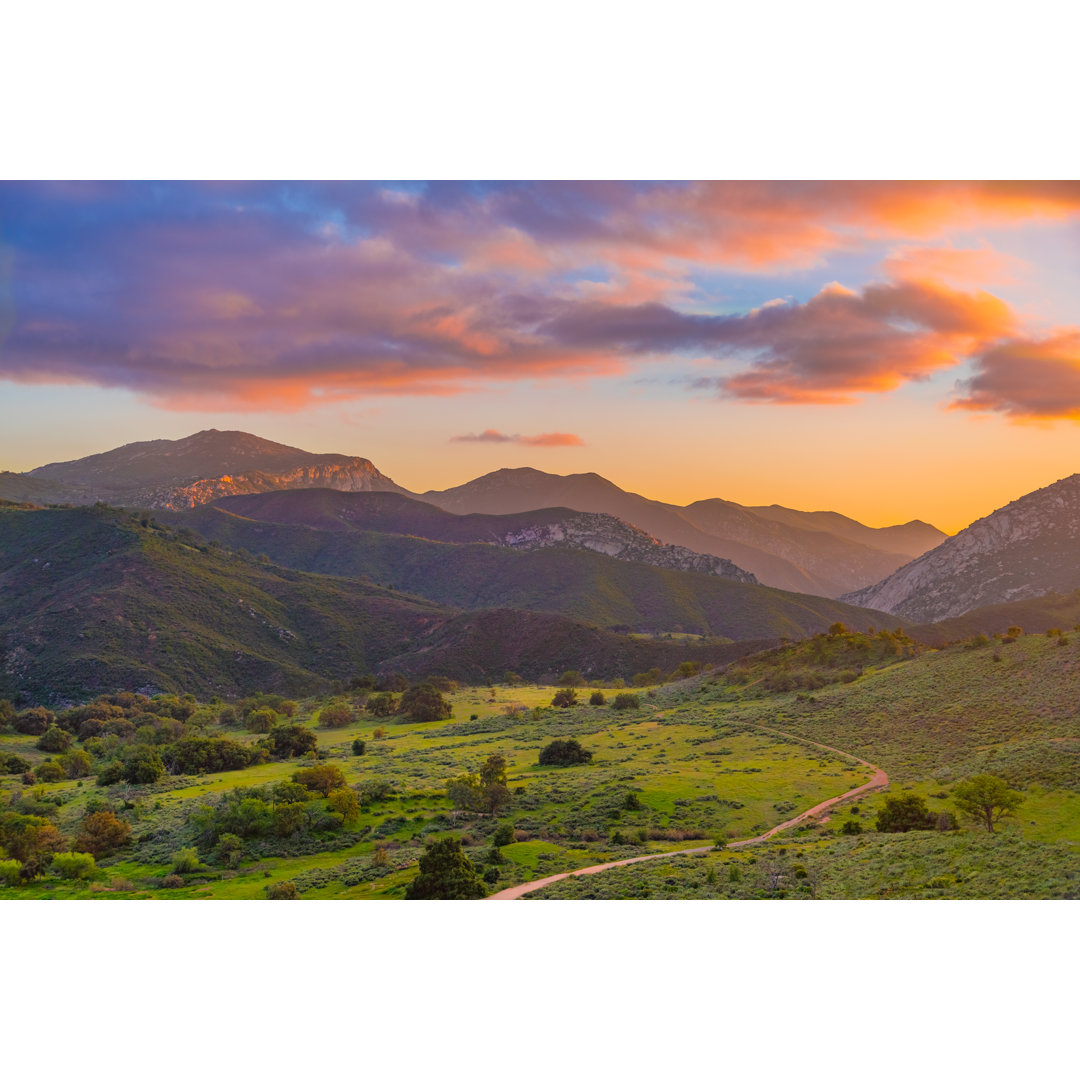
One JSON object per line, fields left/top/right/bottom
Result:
{"left": 3, "top": 180, "right": 1080, "bottom": 533}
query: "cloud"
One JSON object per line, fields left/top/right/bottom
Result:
{"left": 881, "top": 244, "right": 1026, "bottom": 287}
{"left": 0, "top": 181, "right": 1075, "bottom": 411}
{"left": 450, "top": 429, "right": 584, "bottom": 446}
{"left": 952, "top": 330, "right": 1080, "bottom": 420}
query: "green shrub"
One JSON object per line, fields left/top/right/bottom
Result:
{"left": 318, "top": 702, "right": 354, "bottom": 729}
{"left": 35, "top": 761, "right": 66, "bottom": 783}
{"left": 612, "top": 693, "right": 640, "bottom": 711}
{"left": 550, "top": 688, "right": 579, "bottom": 708}
{"left": 589, "top": 690, "right": 606, "bottom": 706}
{"left": 0, "top": 859, "right": 22, "bottom": 887}
{"left": 171, "top": 847, "right": 202, "bottom": 874}
{"left": 538, "top": 739, "right": 593, "bottom": 767}
{"left": 37, "top": 726, "right": 73, "bottom": 753}
{"left": 293, "top": 763, "right": 348, "bottom": 795}
{"left": 351, "top": 738, "right": 366, "bottom": 756}
{"left": 266, "top": 880, "right": 299, "bottom": 899}
{"left": 52, "top": 852, "right": 98, "bottom": 880}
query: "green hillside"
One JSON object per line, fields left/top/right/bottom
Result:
{"left": 0, "top": 503, "right": 756, "bottom": 703}
{"left": 167, "top": 504, "right": 896, "bottom": 640}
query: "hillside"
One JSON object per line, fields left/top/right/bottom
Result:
{"left": 165, "top": 497, "right": 900, "bottom": 640}
{"left": 420, "top": 467, "right": 941, "bottom": 596}
{"left": 845, "top": 473, "right": 1080, "bottom": 622}
{"left": 20, "top": 429, "right": 408, "bottom": 509}
{"left": 210, "top": 489, "right": 757, "bottom": 582}
{"left": 0, "top": 503, "right": 761, "bottom": 703}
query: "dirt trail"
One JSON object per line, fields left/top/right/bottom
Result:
{"left": 487, "top": 723, "right": 888, "bottom": 901}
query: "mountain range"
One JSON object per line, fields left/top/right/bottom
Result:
{"left": 844, "top": 474, "right": 1080, "bottom": 623}
{"left": 0, "top": 429, "right": 945, "bottom": 597}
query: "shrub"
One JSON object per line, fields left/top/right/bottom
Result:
{"left": 358, "top": 778, "right": 395, "bottom": 803}
{"left": 404, "top": 837, "right": 486, "bottom": 900}
{"left": 492, "top": 822, "right": 515, "bottom": 848}
{"left": 292, "top": 763, "right": 348, "bottom": 796}
{"left": 351, "top": 738, "right": 366, "bottom": 756}
{"left": 612, "top": 693, "right": 640, "bottom": 711}
{"left": 327, "top": 787, "right": 361, "bottom": 825}
{"left": 245, "top": 707, "right": 279, "bottom": 734}
{"left": 318, "top": 701, "right": 355, "bottom": 729}
{"left": 171, "top": 847, "right": 203, "bottom": 874}
{"left": 122, "top": 745, "right": 165, "bottom": 785}
{"left": 266, "top": 880, "right": 299, "bottom": 899}
{"left": 34, "top": 761, "right": 66, "bottom": 783}
{"left": 96, "top": 759, "right": 126, "bottom": 786}
{"left": 261, "top": 723, "right": 318, "bottom": 759}
{"left": 37, "top": 726, "right": 73, "bottom": 753}
{"left": 161, "top": 875, "right": 185, "bottom": 889}
{"left": 74, "top": 811, "right": 132, "bottom": 856}
{"left": 623, "top": 792, "right": 643, "bottom": 810}
{"left": 14, "top": 707, "right": 54, "bottom": 736}
{"left": 0, "top": 859, "right": 22, "bottom": 887}
{"left": 839, "top": 819, "right": 864, "bottom": 835}
{"left": 366, "top": 693, "right": 397, "bottom": 718}
{"left": 52, "top": 852, "right": 98, "bottom": 880}
{"left": 2, "top": 754, "right": 31, "bottom": 775}
{"left": 589, "top": 690, "right": 606, "bottom": 706}
{"left": 538, "top": 739, "right": 593, "bottom": 767}
{"left": 557, "top": 670, "right": 586, "bottom": 687}
{"left": 550, "top": 688, "right": 579, "bottom": 708}
{"left": 59, "top": 750, "right": 93, "bottom": 778}
{"left": 398, "top": 684, "right": 452, "bottom": 723}
{"left": 875, "top": 793, "right": 937, "bottom": 833}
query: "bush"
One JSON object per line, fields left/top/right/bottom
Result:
{"left": 327, "top": 787, "right": 361, "bottom": 825}
{"left": 351, "top": 738, "right": 366, "bottom": 756}
{"left": 292, "top": 763, "right": 348, "bottom": 796}
{"left": 171, "top": 847, "right": 202, "bottom": 874}
{"left": 589, "top": 690, "right": 606, "bottom": 706}
{"left": 492, "top": 822, "right": 515, "bottom": 848}
{"left": 34, "top": 761, "right": 66, "bottom": 783}
{"left": 52, "top": 852, "right": 97, "bottom": 880}
{"left": 612, "top": 693, "right": 640, "bottom": 711}
{"left": 261, "top": 723, "right": 318, "bottom": 759}
{"left": 839, "top": 819, "right": 864, "bottom": 835}
{"left": 74, "top": 811, "right": 132, "bottom": 857}
{"left": 161, "top": 874, "right": 185, "bottom": 889}
{"left": 1, "top": 754, "right": 31, "bottom": 775}
{"left": 538, "top": 739, "right": 593, "bottom": 767}
{"left": 245, "top": 707, "right": 279, "bottom": 734}
{"left": 14, "top": 707, "right": 54, "bottom": 735}
{"left": 58, "top": 750, "right": 93, "bottom": 778}
{"left": 96, "top": 759, "right": 126, "bottom": 786}
{"left": 266, "top": 880, "right": 299, "bottom": 899}
{"left": 875, "top": 793, "right": 937, "bottom": 833}
{"left": 37, "top": 725, "right": 73, "bottom": 753}
{"left": 398, "top": 684, "right": 452, "bottom": 723}
{"left": 122, "top": 744, "right": 166, "bottom": 785}
{"left": 318, "top": 702, "right": 355, "bottom": 729}
{"left": 557, "top": 670, "right": 586, "bottom": 687}
{"left": 404, "top": 837, "right": 486, "bottom": 900}
{"left": 366, "top": 693, "right": 397, "bottom": 718}
{"left": 550, "top": 688, "right": 579, "bottom": 708}
{"left": 0, "top": 859, "right": 21, "bottom": 887}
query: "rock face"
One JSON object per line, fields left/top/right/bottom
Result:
{"left": 18, "top": 429, "right": 406, "bottom": 509}
{"left": 495, "top": 512, "right": 758, "bottom": 582}
{"left": 843, "top": 474, "right": 1080, "bottom": 622}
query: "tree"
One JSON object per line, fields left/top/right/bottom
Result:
{"left": 261, "top": 723, "right": 318, "bottom": 758}
{"left": 589, "top": 690, "right": 606, "bottom": 706}
{"left": 538, "top": 739, "right": 593, "bottom": 767}
{"left": 366, "top": 692, "right": 397, "bottom": 718}
{"left": 557, "top": 670, "right": 586, "bottom": 687}
{"left": 875, "top": 793, "right": 936, "bottom": 833}
{"left": 398, "top": 684, "right": 452, "bottom": 723}
{"left": 318, "top": 701, "right": 354, "bottom": 729}
{"left": 446, "top": 773, "right": 483, "bottom": 813}
{"left": 404, "top": 837, "right": 487, "bottom": 900}
{"left": 952, "top": 774, "right": 1024, "bottom": 834}
{"left": 74, "top": 811, "right": 132, "bottom": 856}
{"left": 612, "top": 692, "right": 640, "bottom": 711}
{"left": 122, "top": 744, "right": 165, "bottom": 785}
{"left": 37, "top": 725, "right": 73, "bottom": 753}
{"left": 292, "top": 763, "right": 348, "bottom": 796}
{"left": 52, "top": 852, "right": 97, "bottom": 880}
{"left": 0, "top": 813, "right": 65, "bottom": 879}
{"left": 551, "top": 688, "right": 578, "bottom": 708}
{"left": 328, "top": 787, "right": 361, "bottom": 825}
{"left": 35, "top": 761, "right": 66, "bottom": 783}
{"left": 245, "top": 707, "right": 279, "bottom": 734}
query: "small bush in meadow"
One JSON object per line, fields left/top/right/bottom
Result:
{"left": 52, "top": 852, "right": 97, "bottom": 880}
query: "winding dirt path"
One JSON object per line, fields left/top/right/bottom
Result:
{"left": 487, "top": 724, "right": 888, "bottom": 900}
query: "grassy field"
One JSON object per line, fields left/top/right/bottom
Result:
{"left": 4, "top": 628, "right": 1080, "bottom": 900}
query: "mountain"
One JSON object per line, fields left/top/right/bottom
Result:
{"left": 0, "top": 502, "right": 770, "bottom": 704}
{"left": 208, "top": 489, "right": 757, "bottom": 582}
{"left": 156, "top": 492, "right": 894, "bottom": 641}
{"left": 844, "top": 474, "right": 1080, "bottom": 623}
{"left": 744, "top": 505, "right": 945, "bottom": 559}
{"left": 18, "top": 429, "right": 408, "bottom": 509}
{"left": 910, "top": 590, "right": 1080, "bottom": 646}
{"left": 419, "top": 467, "right": 941, "bottom": 596}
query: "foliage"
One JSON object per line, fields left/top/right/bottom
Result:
{"left": 612, "top": 693, "right": 640, "bottom": 711}
{"left": 37, "top": 725, "right": 73, "bottom": 753}
{"left": 35, "top": 761, "right": 66, "bottom": 783}
{"left": 318, "top": 701, "right": 355, "bottom": 729}
{"left": 292, "top": 763, "right": 348, "bottom": 796}
{"left": 558, "top": 670, "right": 586, "bottom": 687}
{"left": 398, "top": 684, "right": 452, "bottom": 723}
{"left": 951, "top": 774, "right": 1025, "bottom": 833}
{"left": 551, "top": 688, "right": 578, "bottom": 708}
{"left": 74, "top": 811, "right": 132, "bottom": 856}
{"left": 261, "top": 723, "right": 318, "bottom": 759}
{"left": 266, "top": 880, "right": 299, "bottom": 899}
{"left": 171, "top": 847, "right": 203, "bottom": 874}
{"left": 351, "top": 738, "right": 366, "bottom": 756}
{"left": 589, "top": 690, "right": 606, "bottom": 706}
{"left": 366, "top": 692, "right": 398, "bottom": 717}
{"left": 1, "top": 753, "right": 31, "bottom": 775}
{"left": 404, "top": 836, "right": 487, "bottom": 900}
{"left": 160, "top": 736, "right": 261, "bottom": 775}
{"left": 122, "top": 744, "right": 166, "bottom": 784}
{"left": 327, "top": 787, "right": 361, "bottom": 825}
{"left": 0, "top": 859, "right": 22, "bottom": 887}
{"left": 875, "top": 793, "right": 937, "bottom": 833}
{"left": 538, "top": 738, "right": 593, "bottom": 767}
{"left": 52, "top": 852, "right": 98, "bottom": 880}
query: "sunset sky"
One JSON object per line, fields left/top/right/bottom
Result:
{"left": 3, "top": 180, "right": 1080, "bottom": 533}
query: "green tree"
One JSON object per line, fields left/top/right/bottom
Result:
{"left": 328, "top": 787, "right": 361, "bottom": 825}
{"left": 557, "top": 670, "right": 586, "bottom": 687}
{"left": 51, "top": 852, "right": 98, "bottom": 880}
{"left": 292, "top": 763, "right": 348, "bottom": 796}
{"left": 318, "top": 701, "right": 354, "bottom": 729}
{"left": 612, "top": 692, "right": 640, "bottom": 711}
{"left": 538, "top": 739, "right": 593, "bottom": 767}
{"left": 951, "top": 774, "right": 1024, "bottom": 834}
{"left": 405, "top": 837, "right": 487, "bottom": 900}
{"left": 34, "top": 761, "right": 66, "bottom": 783}
{"left": 37, "top": 725, "right": 73, "bottom": 753}
{"left": 122, "top": 744, "right": 165, "bottom": 785}
{"left": 366, "top": 692, "right": 398, "bottom": 717}
{"left": 398, "top": 684, "right": 452, "bottom": 723}
{"left": 446, "top": 773, "right": 483, "bottom": 813}
{"left": 875, "top": 793, "right": 936, "bottom": 833}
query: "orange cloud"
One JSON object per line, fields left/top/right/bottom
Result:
{"left": 952, "top": 330, "right": 1080, "bottom": 420}
{"left": 450, "top": 429, "right": 585, "bottom": 447}
{"left": 881, "top": 244, "right": 1026, "bottom": 287}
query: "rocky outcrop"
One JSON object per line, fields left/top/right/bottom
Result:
{"left": 496, "top": 512, "right": 758, "bottom": 583}
{"left": 843, "top": 474, "right": 1080, "bottom": 622}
